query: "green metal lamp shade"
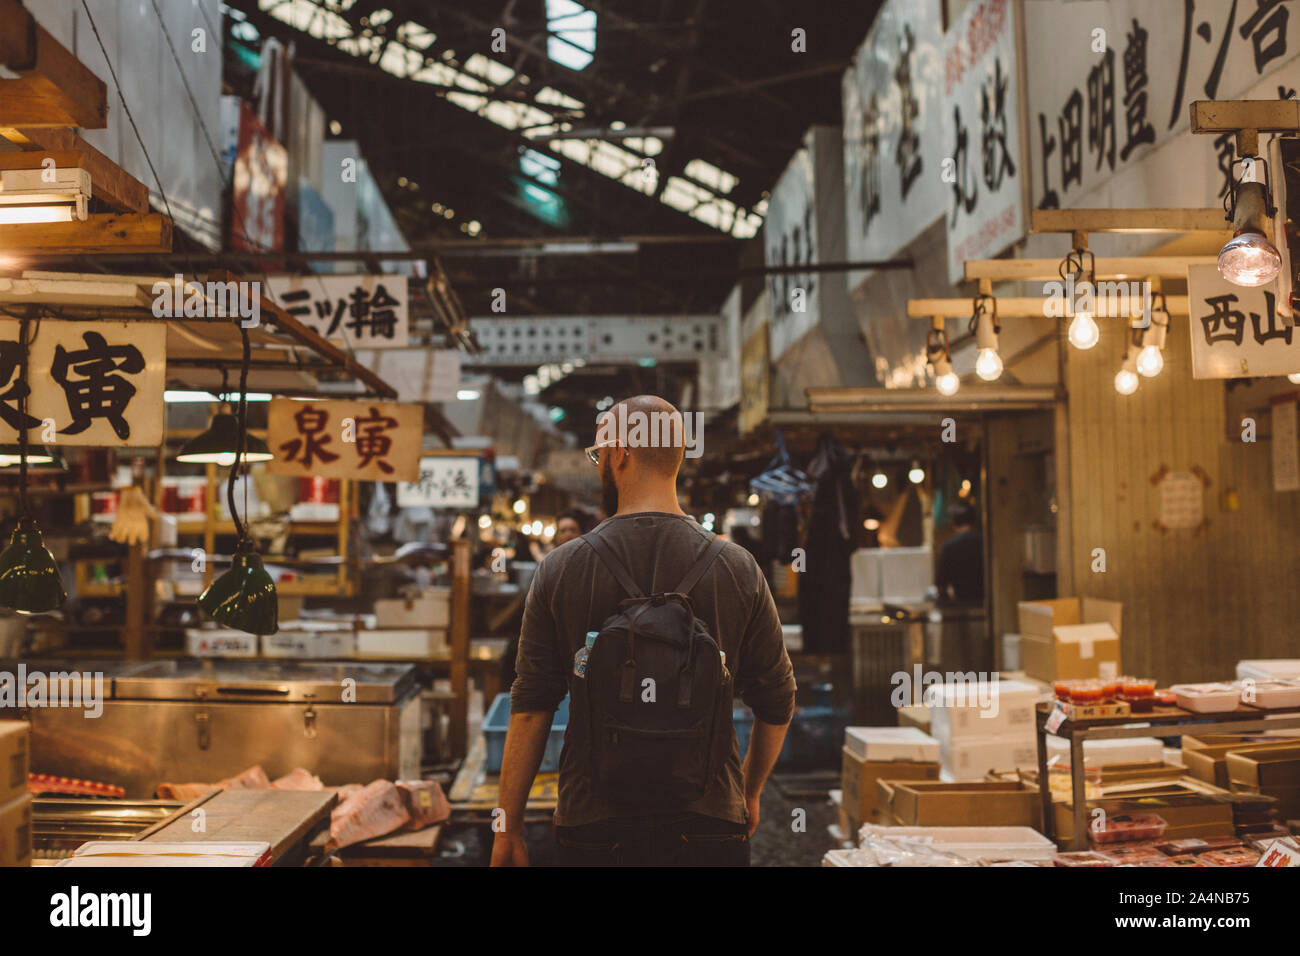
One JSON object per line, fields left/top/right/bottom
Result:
{"left": 176, "top": 413, "right": 273, "bottom": 465}
{"left": 0, "top": 516, "right": 66, "bottom": 613}
{"left": 198, "top": 542, "right": 279, "bottom": 635}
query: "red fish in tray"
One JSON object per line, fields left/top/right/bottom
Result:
{"left": 28, "top": 773, "right": 125, "bottom": 799}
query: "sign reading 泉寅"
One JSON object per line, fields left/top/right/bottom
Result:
{"left": 397, "top": 455, "right": 481, "bottom": 509}
{"left": 940, "top": 0, "right": 1025, "bottom": 283}
{"left": 0, "top": 320, "right": 164, "bottom": 446}
{"left": 267, "top": 398, "right": 422, "bottom": 481}
{"left": 1186, "top": 264, "right": 1300, "bottom": 379}
{"left": 265, "top": 275, "right": 409, "bottom": 348}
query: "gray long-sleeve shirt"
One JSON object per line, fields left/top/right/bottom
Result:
{"left": 511, "top": 512, "right": 796, "bottom": 827}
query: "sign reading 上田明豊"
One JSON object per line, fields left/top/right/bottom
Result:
{"left": 1186, "top": 263, "right": 1300, "bottom": 379}
{"left": 0, "top": 320, "right": 164, "bottom": 447}
{"left": 397, "top": 456, "right": 481, "bottom": 509}
{"left": 266, "top": 398, "right": 422, "bottom": 481}
{"left": 265, "top": 274, "right": 409, "bottom": 348}
{"left": 939, "top": 0, "right": 1025, "bottom": 283}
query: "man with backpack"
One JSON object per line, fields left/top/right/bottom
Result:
{"left": 491, "top": 395, "right": 795, "bottom": 867}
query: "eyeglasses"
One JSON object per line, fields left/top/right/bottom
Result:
{"left": 585, "top": 442, "right": 616, "bottom": 466}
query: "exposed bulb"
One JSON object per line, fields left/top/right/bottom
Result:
{"left": 1068, "top": 311, "right": 1100, "bottom": 350}
{"left": 975, "top": 348, "right": 1003, "bottom": 381}
{"left": 1218, "top": 231, "right": 1281, "bottom": 288}
{"left": 1136, "top": 344, "right": 1164, "bottom": 378}
{"left": 1288, "top": 373, "right": 1300, "bottom": 384}
{"left": 936, "top": 371, "right": 960, "bottom": 396}
{"left": 1114, "top": 367, "right": 1139, "bottom": 395}
{"left": 908, "top": 466, "right": 925, "bottom": 484}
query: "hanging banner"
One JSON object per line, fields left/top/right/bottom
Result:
{"left": 225, "top": 97, "right": 287, "bottom": 253}
{"left": 739, "top": 319, "right": 771, "bottom": 436}
{"left": 842, "top": 0, "right": 946, "bottom": 281}
{"left": 351, "top": 347, "right": 460, "bottom": 402}
{"left": 396, "top": 455, "right": 482, "bottom": 509}
{"left": 1187, "top": 263, "right": 1299, "bottom": 378}
{"left": 940, "top": 0, "right": 1026, "bottom": 283}
{"left": 265, "top": 274, "right": 410, "bottom": 348}
{"left": 0, "top": 320, "right": 165, "bottom": 447}
{"left": 1025, "top": 0, "right": 1300, "bottom": 212}
{"left": 266, "top": 398, "right": 423, "bottom": 481}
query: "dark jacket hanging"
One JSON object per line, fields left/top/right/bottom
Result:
{"left": 797, "top": 433, "right": 858, "bottom": 654}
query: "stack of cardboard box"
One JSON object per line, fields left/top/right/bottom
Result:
{"left": 1017, "top": 597, "right": 1122, "bottom": 685}
{"left": 1226, "top": 746, "right": 1300, "bottom": 823}
{"left": 0, "top": 720, "right": 31, "bottom": 867}
{"left": 839, "top": 727, "right": 940, "bottom": 838}
{"left": 924, "top": 679, "right": 1041, "bottom": 779}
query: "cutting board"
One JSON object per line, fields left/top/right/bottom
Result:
{"left": 141, "top": 789, "right": 336, "bottom": 863}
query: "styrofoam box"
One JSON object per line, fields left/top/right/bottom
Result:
{"left": 1171, "top": 682, "right": 1240, "bottom": 713}
{"left": 1046, "top": 735, "right": 1163, "bottom": 767}
{"left": 185, "top": 629, "right": 258, "bottom": 658}
{"left": 859, "top": 824, "right": 1056, "bottom": 861}
{"left": 939, "top": 733, "right": 1038, "bottom": 780}
{"left": 844, "top": 726, "right": 940, "bottom": 763}
{"left": 261, "top": 630, "right": 357, "bottom": 659}
{"left": 1237, "top": 660, "right": 1300, "bottom": 681}
{"left": 355, "top": 629, "right": 447, "bottom": 659}
{"left": 924, "top": 679, "right": 1040, "bottom": 740}
{"left": 822, "top": 849, "right": 860, "bottom": 867}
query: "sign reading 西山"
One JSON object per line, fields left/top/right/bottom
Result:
{"left": 0, "top": 320, "right": 164, "bottom": 447}
{"left": 1025, "top": 0, "right": 1300, "bottom": 212}
{"left": 939, "top": 0, "right": 1025, "bottom": 283}
{"left": 265, "top": 274, "right": 409, "bottom": 348}
{"left": 1187, "top": 263, "right": 1300, "bottom": 379}
{"left": 267, "top": 398, "right": 422, "bottom": 481}
{"left": 397, "top": 455, "right": 481, "bottom": 509}
{"left": 842, "top": 0, "right": 946, "bottom": 281}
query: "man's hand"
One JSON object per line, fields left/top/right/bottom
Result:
{"left": 490, "top": 831, "right": 530, "bottom": 867}
{"left": 744, "top": 793, "right": 761, "bottom": 837}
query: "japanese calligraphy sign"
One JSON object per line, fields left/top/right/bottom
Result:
{"left": 266, "top": 398, "right": 422, "bottom": 481}
{"left": 265, "top": 275, "right": 409, "bottom": 348}
{"left": 940, "top": 0, "right": 1026, "bottom": 283}
{"left": 0, "top": 320, "right": 164, "bottom": 446}
{"left": 396, "top": 455, "right": 481, "bottom": 509}
{"left": 842, "top": 0, "right": 946, "bottom": 276}
{"left": 1187, "top": 263, "right": 1300, "bottom": 378}
{"left": 1026, "top": 0, "right": 1300, "bottom": 212}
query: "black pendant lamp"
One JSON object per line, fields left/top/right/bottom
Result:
{"left": 177, "top": 371, "right": 272, "bottom": 465}
{"left": 197, "top": 325, "right": 277, "bottom": 635}
{"left": 0, "top": 316, "right": 66, "bottom": 613}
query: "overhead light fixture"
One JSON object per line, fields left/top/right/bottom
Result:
{"left": 456, "top": 388, "right": 481, "bottom": 401}
{"left": 908, "top": 463, "right": 926, "bottom": 485}
{"left": 1220, "top": 155, "right": 1280, "bottom": 287}
{"left": 871, "top": 472, "right": 888, "bottom": 490}
{"left": 1136, "top": 292, "right": 1169, "bottom": 378}
{"left": 1114, "top": 346, "right": 1140, "bottom": 396}
{"left": 926, "top": 318, "right": 960, "bottom": 396}
{"left": 971, "top": 294, "right": 1003, "bottom": 381}
{"left": 477, "top": 514, "right": 492, "bottom": 529}
{"left": 177, "top": 412, "right": 273, "bottom": 466}
{"left": 1060, "top": 246, "right": 1101, "bottom": 350}
{"left": 512, "top": 498, "right": 527, "bottom": 514}
{"left": 0, "top": 167, "right": 90, "bottom": 225}
{"left": 198, "top": 327, "right": 277, "bottom": 635}
{"left": 164, "top": 390, "right": 272, "bottom": 403}
{"left": 0, "top": 318, "right": 65, "bottom": 614}
{"left": 1289, "top": 372, "right": 1300, "bottom": 384}
{"left": 747, "top": 492, "right": 760, "bottom": 506}
{"left": 0, "top": 445, "right": 57, "bottom": 468}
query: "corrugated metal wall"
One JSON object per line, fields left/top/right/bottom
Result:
{"left": 1064, "top": 316, "right": 1300, "bottom": 683}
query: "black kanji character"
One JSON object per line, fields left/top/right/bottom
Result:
{"left": 1239, "top": 0, "right": 1289, "bottom": 75}
{"left": 949, "top": 104, "right": 979, "bottom": 225}
{"left": 49, "top": 331, "right": 145, "bottom": 441}
{"left": 1250, "top": 291, "right": 1291, "bottom": 345}
{"left": 1120, "top": 19, "right": 1156, "bottom": 162}
{"left": 278, "top": 405, "right": 340, "bottom": 467}
{"left": 1199, "top": 294, "right": 1247, "bottom": 346}
{"left": 345, "top": 284, "right": 400, "bottom": 340}
{"left": 1059, "top": 89, "right": 1084, "bottom": 193}
{"left": 1036, "top": 113, "right": 1060, "bottom": 209}
{"left": 895, "top": 24, "right": 923, "bottom": 198}
{"left": 279, "top": 288, "right": 312, "bottom": 319}
{"left": 0, "top": 341, "right": 42, "bottom": 433}
{"left": 1087, "top": 48, "right": 1116, "bottom": 173}
{"left": 861, "top": 93, "right": 882, "bottom": 228}
{"left": 980, "top": 57, "right": 1017, "bottom": 191}
{"left": 353, "top": 406, "right": 399, "bottom": 474}
{"left": 313, "top": 297, "right": 348, "bottom": 336}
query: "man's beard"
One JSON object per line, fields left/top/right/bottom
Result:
{"left": 600, "top": 456, "right": 618, "bottom": 517}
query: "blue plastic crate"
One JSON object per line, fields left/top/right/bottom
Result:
{"left": 483, "top": 692, "right": 569, "bottom": 773}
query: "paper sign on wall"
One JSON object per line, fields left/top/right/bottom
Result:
{"left": 267, "top": 398, "right": 422, "bottom": 481}
{"left": 0, "top": 319, "right": 165, "bottom": 446}
{"left": 1158, "top": 471, "right": 1205, "bottom": 530}
{"left": 265, "top": 274, "right": 409, "bottom": 348}
{"left": 397, "top": 456, "right": 481, "bottom": 508}
{"left": 1187, "top": 264, "right": 1300, "bottom": 378}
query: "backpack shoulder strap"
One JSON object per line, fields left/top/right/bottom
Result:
{"left": 674, "top": 533, "right": 728, "bottom": 596}
{"left": 583, "top": 530, "right": 645, "bottom": 599}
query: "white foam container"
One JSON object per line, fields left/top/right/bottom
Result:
{"left": 857, "top": 824, "right": 1056, "bottom": 861}
{"left": 1046, "top": 735, "right": 1163, "bottom": 767}
{"left": 1247, "top": 680, "right": 1300, "bottom": 709}
{"left": 1171, "top": 682, "right": 1240, "bottom": 713}
{"left": 844, "top": 726, "right": 940, "bottom": 762}
{"left": 1237, "top": 660, "right": 1300, "bottom": 681}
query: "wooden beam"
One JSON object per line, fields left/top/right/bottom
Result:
{"left": 1030, "top": 208, "right": 1228, "bottom": 234}
{"left": 0, "top": 128, "right": 149, "bottom": 211}
{"left": 907, "top": 296, "right": 1190, "bottom": 318}
{"left": 0, "top": 212, "right": 171, "bottom": 254}
{"left": 0, "top": 0, "right": 107, "bottom": 129}
{"left": 1190, "top": 99, "right": 1300, "bottom": 134}
{"left": 965, "top": 256, "right": 1217, "bottom": 282}
{"left": 806, "top": 386, "right": 1058, "bottom": 413}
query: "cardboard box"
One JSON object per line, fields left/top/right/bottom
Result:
{"left": 1226, "top": 747, "right": 1300, "bottom": 817}
{"left": 924, "top": 679, "right": 1040, "bottom": 740}
{"left": 373, "top": 589, "right": 450, "bottom": 629}
{"left": 1017, "top": 597, "right": 1122, "bottom": 682}
{"left": 897, "top": 705, "right": 930, "bottom": 733}
{"left": 876, "top": 779, "right": 1039, "bottom": 828}
{"left": 841, "top": 746, "right": 939, "bottom": 826}
{"left": 1053, "top": 786, "right": 1235, "bottom": 842}
{"left": 355, "top": 629, "right": 448, "bottom": 659}
{"left": 843, "top": 726, "right": 939, "bottom": 762}
{"left": 0, "top": 721, "right": 28, "bottom": 806}
{"left": 0, "top": 793, "right": 32, "bottom": 867}
{"left": 1183, "top": 740, "right": 1300, "bottom": 788}
{"left": 940, "top": 734, "right": 1038, "bottom": 780}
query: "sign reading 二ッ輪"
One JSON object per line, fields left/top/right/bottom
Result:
{"left": 0, "top": 319, "right": 165, "bottom": 446}
{"left": 397, "top": 455, "right": 481, "bottom": 509}
{"left": 265, "top": 274, "right": 409, "bottom": 349}
{"left": 266, "top": 398, "right": 422, "bottom": 482}
{"left": 1186, "top": 264, "right": 1300, "bottom": 379}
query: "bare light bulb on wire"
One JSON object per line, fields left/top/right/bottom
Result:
{"left": 1136, "top": 344, "right": 1164, "bottom": 378}
{"left": 1114, "top": 349, "right": 1140, "bottom": 396}
{"left": 972, "top": 298, "right": 1002, "bottom": 381}
{"left": 975, "top": 348, "right": 1003, "bottom": 381}
{"left": 1219, "top": 179, "right": 1281, "bottom": 287}
{"left": 936, "top": 370, "right": 960, "bottom": 396}
{"left": 1288, "top": 372, "right": 1300, "bottom": 384}
{"left": 1068, "top": 311, "right": 1100, "bottom": 350}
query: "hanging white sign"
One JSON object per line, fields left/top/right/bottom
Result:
{"left": 940, "top": 0, "right": 1026, "bottom": 283}
{"left": 397, "top": 455, "right": 481, "bottom": 509}
{"left": 0, "top": 320, "right": 165, "bottom": 447}
{"left": 1187, "top": 263, "right": 1300, "bottom": 379}
{"left": 265, "top": 274, "right": 409, "bottom": 348}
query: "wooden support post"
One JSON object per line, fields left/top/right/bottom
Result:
{"left": 449, "top": 537, "right": 471, "bottom": 760}
{"left": 124, "top": 542, "right": 146, "bottom": 660}
{"left": 0, "top": 0, "right": 108, "bottom": 129}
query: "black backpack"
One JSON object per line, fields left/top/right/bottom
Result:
{"left": 572, "top": 529, "right": 734, "bottom": 810}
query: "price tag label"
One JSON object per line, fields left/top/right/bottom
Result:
{"left": 1045, "top": 701, "right": 1068, "bottom": 734}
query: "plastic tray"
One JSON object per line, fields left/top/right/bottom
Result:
{"left": 1089, "top": 813, "right": 1168, "bottom": 844}
{"left": 1246, "top": 680, "right": 1300, "bottom": 709}
{"left": 1170, "top": 682, "right": 1241, "bottom": 713}
{"left": 483, "top": 692, "right": 568, "bottom": 773}
{"left": 857, "top": 824, "right": 1056, "bottom": 861}
{"left": 1053, "top": 851, "right": 1114, "bottom": 867}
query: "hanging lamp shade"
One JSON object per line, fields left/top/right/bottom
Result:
{"left": 198, "top": 540, "right": 278, "bottom": 635}
{"left": 176, "top": 412, "right": 272, "bottom": 465}
{"left": 0, "top": 516, "right": 67, "bottom": 613}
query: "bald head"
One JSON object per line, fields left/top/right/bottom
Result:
{"left": 595, "top": 394, "right": 692, "bottom": 517}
